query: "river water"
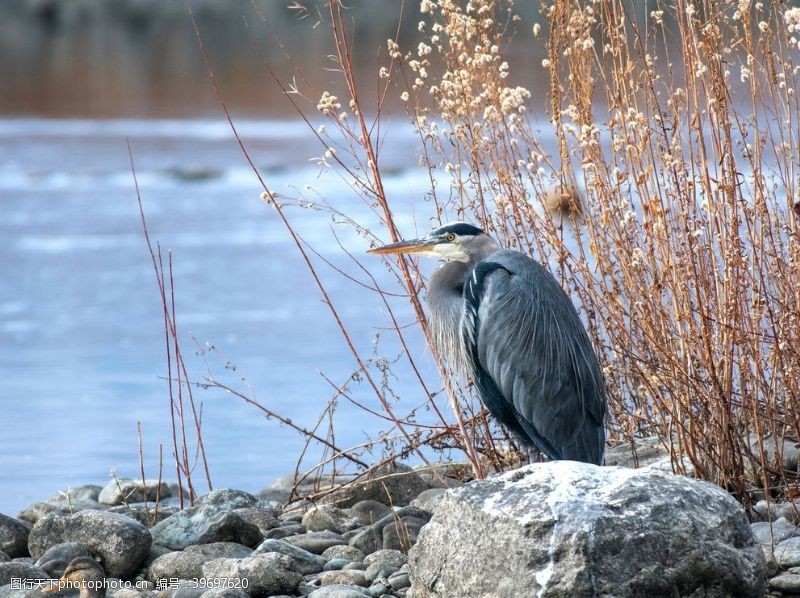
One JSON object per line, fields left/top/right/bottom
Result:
{"left": 0, "top": 117, "right": 446, "bottom": 515}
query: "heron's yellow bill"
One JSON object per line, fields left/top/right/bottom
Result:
{"left": 367, "top": 239, "right": 434, "bottom": 255}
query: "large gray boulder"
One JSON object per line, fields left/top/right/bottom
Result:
{"left": 150, "top": 489, "right": 263, "bottom": 550}
{"left": 409, "top": 462, "right": 766, "bottom": 598}
{"left": 28, "top": 510, "right": 151, "bottom": 578}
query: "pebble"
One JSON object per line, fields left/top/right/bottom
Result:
{"left": 285, "top": 531, "right": 347, "bottom": 554}
{"left": 98, "top": 478, "right": 170, "bottom": 506}
{"left": 323, "top": 559, "right": 350, "bottom": 571}
{"left": 775, "top": 536, "right": 800, "bottom": 568}
{"left": 768, "top": 572, "right": 800, "bottom": 592}
{"left": 303, "top": 506, "right": 360, "bottom": 534}
{"left": 318, "top": 569, "right": 368, "bottom": 587}
{"left": 750, "top": 517, "right": 799, "bottom": 545}
{"left": 307, "top": 584, "right": 372, "bottom": 598}
{"left": 321, "top": 545, "right": 365, "bottom": 562}
{"left": 253, "top": 539, "right": 326, "bottom": 574}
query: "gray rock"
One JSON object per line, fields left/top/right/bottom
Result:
{"left": 364, "top": 563, "right": 396, "bottom": 584}
{"left": 302, "top": 507, "right": 360, "bottom": 534}
{"left": 34, "top": 542, "right": 92, "bottom": 567}
{"left": 147, "top": 542, "right": 252, "bottom": 581}
{"left": 748, "top": 434, "right": 800, "bottom": 475}
{"left": 409, "top": 489, "right": 447, "bottom": 514}
{"left": 108, "top": 503, "right": 180, "bottom": 527}
{"left": 342, "top": 562, "right": 367, "bottom": 571}
{"left": 253, "top": 539, "right": 326, "bottom": 575}
{"left": 0, "top": 551, "right": 8, "bottom": 562}
{"left": 232, "top": 508, "right": 280, "bottom": 536}
{"left": 775, "top": 536, "right": 800, "bottom": 568}
{"left": 349, "top": 509, "right": 430, "bottom": 556}
{"left": 346, "top": 502, "right": 391, "bottom": 528}
{"left": 0, "top": 515, "right": 31, "bottom": 558}
{"left": 37, "top": 558, "right": 69, "bottom": 578}
{"left": 321, "top": 545, "right": 364, "bottom": 563}
{"left": 318, "top": 570, "right": 368, "bottom": 587}
{"left": 18, "top": 486, "right": 105, "bottom": 524}
{"left": 752, "top": 499, "right": 800, "bottom": 523}
{"left": 750, "top": 517, "right": 799, "bottom": 545}
{"left": 264, "top": 524, "right": 304, "bottom": 540}
{"left": 321, "top": 464, "right": 427, "bottom": 509}
{"left": 323, "top": 559, "right": 350, "bottom": 571}
{"left": 307, "top": 585, "right": 371, "bottom": 598}
{"left": 364, "top": 581, "right": 391, "bottom": 598}
{"left": 388, "top": 572, "right": 410, "bottom": 590}
{"left": 98, "top": 479, "right": 171, "bottom": 506}
{"left": 0, "top": 562, "right": 50, "bottom": 585}
{"left": 28, "top": 510, "right": 151, "bottom": 578}
{"left": 408, "top": 461, "right": 766, "bottom": 598}
{"left": 201, "top": 589, "right": 250, "bottom": 598}
{"left": 603, "top": 436, "right": 669, "bottom": 468}
{"left": 202, "top": 553, "right": 302, "bottom": 596}
{"left": 381, "top": 517, "right": 426, "bottom": 552}
{"left": 284, "top": 531, "right": 346, "bottom": 554}
{"left": 768, "top": 572, "right": 800, "bottom": 592}
{"left": 363, "top": 550, "right": 406, "bottom": 569}
{"left": 150, "top": 489, "right": 261, "bottom": 550}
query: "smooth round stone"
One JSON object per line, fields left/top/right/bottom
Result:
{"left": 388, "top": 572, "right": 410, "bottom": 590}
{"left": 323, "top": 559, "right": 350, "bottom": 571}
{"left": 285, "top": 531, "right": 347, "bottom": 554}
{"left": 318, "top": 569, "right": 368, "bottom": 587}
{"left": 321, "top": 545, "right": 365, "bottom": 562}
{"left": 307, "top": 584, "right": 372, "bottom": 598}
{"left": 769, "top": 572, "right": 800, "bottom": 592}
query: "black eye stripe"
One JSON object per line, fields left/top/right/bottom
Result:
{"left": 433, "top": 222, "right": 485, "bottom": 237}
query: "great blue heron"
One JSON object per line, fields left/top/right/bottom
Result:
{"left": 368, "top": 222, "right": 606, "bottom": 465}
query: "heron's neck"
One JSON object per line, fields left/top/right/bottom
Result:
{"left": 427, "top": 260, "right": 474, "bottom": 373}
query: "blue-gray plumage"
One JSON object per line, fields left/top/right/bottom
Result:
{"left": 368, "top": 222, "right": 606, "bottom": 465}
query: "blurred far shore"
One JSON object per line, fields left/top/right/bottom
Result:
{"left": 1, "top": 0, "right": 546, "bottom": 118}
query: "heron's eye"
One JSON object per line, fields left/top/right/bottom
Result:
{"left": 446, "top": 233, "right": 456, "bottom": 242}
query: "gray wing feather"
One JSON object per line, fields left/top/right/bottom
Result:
{"left": 470, "top": 250, "right": 606, "bottom": 464}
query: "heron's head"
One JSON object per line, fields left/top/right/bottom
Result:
{"left": 368, "top": 221, "right": 497, "bottom": 263}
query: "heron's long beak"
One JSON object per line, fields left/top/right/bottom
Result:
{"left": 367, "top": 238, "right": 435, "bottom": 255}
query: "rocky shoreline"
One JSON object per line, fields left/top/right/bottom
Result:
{"left": 0, "top": 458, "right": 799, "bottom": 597}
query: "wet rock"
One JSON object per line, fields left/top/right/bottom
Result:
{"left": 34, "top": 542, "right": 92, "bottom": 568}
{"left": 284, "top": 531, "right": 346, "bottom": 554}
{"left": 409, "top": 461, "right": 765, "bottom": 598}
{"left": 307, "top": 585, "right": 371, "bottom": 598}
{"left": 0, "top": 562, "right": 50, "bottom": 586}
{"left": 750, "top": 517, "right": 799, "bottom": 545}
{"left": 0, "top": 514, "right": 31, "bottom": 558}
{"left": 318, "top": 570, "right": 368, "bottom": 587}
{"left": 409, "top": 489, "right": 447, "bottom": 513}
{"left": 302, "top": 507, "right": 360, "bottom": 535}
{"left": 321, "top": 545, "right": 364, "bottom": 563}
{"left": 28, "top": 510, "right": 152, "bottom": 578}
{"left": 253, "top": 539, "right": 326, "bottom": 575}
{"left": 98, "top": 479, "right": 171, "bottom": 506}
{"left": 321, "top": 464, "right": 427, "bottom": 509}
{"left": 147, "top": 542, "right": 252, "bottom": 582}
{"left": 202, "top": 553, "right": 302, "bottom": 596}
{"left": 150, "top": 489, "right": 261, "bottom": 550}
{"left": 775, "top": 537, "right": 800, "bottom": 568}
{"left": 346, "top": 502, "right": 391, "bottom": 528}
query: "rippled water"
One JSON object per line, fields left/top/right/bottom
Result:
{"left": 0, "top": 117, "right": 442, "bottom": 515}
